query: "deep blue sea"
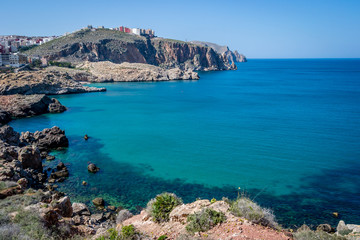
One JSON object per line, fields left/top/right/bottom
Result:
{"left": 10, "top": 59, "right": 360, "bottom": 227}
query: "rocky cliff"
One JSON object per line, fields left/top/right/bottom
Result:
{"left": 24, "top": 29, "right": 236, "bottom": 71}
{"left": 190, "top": 41, "right": 247, "bottom": 63}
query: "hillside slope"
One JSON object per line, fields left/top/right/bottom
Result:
{"left": 24, "top": 29, "right": 236, "bottom": 71}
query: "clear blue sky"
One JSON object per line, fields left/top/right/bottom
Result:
{"left": 2, "top": 0, "right": 359, "bottom": 58}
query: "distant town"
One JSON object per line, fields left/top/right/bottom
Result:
{"left": 0, "top": 25, "right": 155, "bottom": 68}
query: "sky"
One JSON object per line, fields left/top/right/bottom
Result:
{"left": 1, "top": 0, "right": 360, "bottom": 58}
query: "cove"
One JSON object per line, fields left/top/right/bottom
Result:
{"left": 10, "top": 59, "right": 360, "bottom": 227}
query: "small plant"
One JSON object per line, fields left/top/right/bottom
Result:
{"left": 121, "top": 225, "right": 137, "bottom": 239}
{"left": 230, "top": 197, "right": 278, "bottom": 228}
{"left": 186, "top": 208, "right": 226, "bottom": 234}
{"left": 146, "top": 192, "right": 182, "bottom": 223}
{"left": 210, "top": 198, "right": 216, "bottom": 204}
{"left": 157, "top": 235, "right": 168, "bottom": 240}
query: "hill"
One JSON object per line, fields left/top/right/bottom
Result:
{"left": 24, "top": 29, "right": 236, "bottom": 71}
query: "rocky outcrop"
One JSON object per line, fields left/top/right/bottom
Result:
{"left": 0, "top": 125, "right": 68, "bottom": 187}
{"left": 20, "top": 126, "right": 69, "bottom": 152}
{"left": 190, "top": 40, "right": 247, "bottom": 63}
{"left": 76, "top": 61, "right": 199, "bottom": 82}
{"left": 0, "top": 70, "right": 106, "bottom": 95}
{"left": 24, "top": 29, "right": 235, "bottom": 71}
{"left": 0, "top": 94, "right": 66, "bottom": 121}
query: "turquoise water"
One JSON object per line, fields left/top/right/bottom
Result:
{"left": 10, "top": 59, "right": 360, "bottom": 227}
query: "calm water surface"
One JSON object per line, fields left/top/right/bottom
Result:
{"left": 11, "top": 59, "right": 360, "bottom": 227}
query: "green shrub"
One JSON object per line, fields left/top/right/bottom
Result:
{"left": 294, "top": 229, "right": 347, "bottom": 240}
{"left": 49, "top": 61, "right": 74, "bottom": 68}
{"left": 13, "top": 210, "right": 53, "bottom": 239}
{"left": 230, "top": 197, "right": 278, "bottom": 228}
{"left": 186, "top": 208, "right": 226, "bottom": 234}
{"left": 157, "top": 235, "right": 168, "bottom": 240}
{"left": 121, "top": 225, "right": 137, "bottom": 239}
{"left": 210, "top": 198, "right": 216, "bottom": 204}
{"left": 146, "top": 192, "right": 182, "bottom": 223}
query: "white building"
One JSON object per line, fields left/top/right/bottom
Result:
{"left": 9, "top": 54, "right": 19, "bottom": 67}
{"left": 132, "top": 28, "right": 141, "bottom": 35}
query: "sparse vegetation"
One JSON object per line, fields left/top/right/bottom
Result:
{"left": 185, "top": 208, "right": 226, "bottom": 234}
{"left": 18, "top": 45, "right": 38, "bottom": 52}
{"left": 230, "top": 197, "right": 278, "bottom": 228}
{"left": 49, "top": 61, "right": 74, "bottom": 68}
{"left": 146, "top": 192, "right": 182, "bottom": 223}
{"left": 0, "top": 181, "right": 17, "bottom": 191}
{"left": 96, "top": 226, "right": 141, "bottom": 240}
{"left": 294, "top": 229, "right": 347, "bottom": 240}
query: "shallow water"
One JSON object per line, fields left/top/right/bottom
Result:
{"left": 11, "top": 59, "right": 360, "bottom": 227}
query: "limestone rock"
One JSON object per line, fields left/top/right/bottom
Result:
{"left": 0, "top": 94, "right": 66, "bottom": 121}
{"left": 20, "top": 126, "right": 69, "bottom": 151}
{"left": 169, "top": 199, "right": 211, "bottom": 223}
{"left": 52, "top": 196, "right": 73, "bottom": 217}
{"left": 0, "top": 70, "right": 106, "bottom": 95}
{"left": 72, "top": 202, "right": 91, "bottom": 216}
{"left": 18, "top": 145, "right": 42, "bottom": 170}
{"left": 116, "top": 209, "right": 133, "bottom": 224}
{"left": 317, "top": 224, "right": 335, "bottom": 233}
{"left": 76, "top": 61, "right": 199, "bottom": 82}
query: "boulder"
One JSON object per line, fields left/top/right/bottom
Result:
{"left": 48, "top": 98, "right": 67, "bottom": 113}
{"left": 72, "top": 202, "right": 91, "bottom": 216}
{"left": 116, "top": 209, "right": 133, "bottom": 224}
{"left": 17, "top": 178, "right": 28, "bottom": 189}
{"left": 46, "top": 155, "right": 55, "bottom": 161}
{"left": 0, "top": 125, "right": 20, "bottom": 145}
{"left": 337, "top": 220, "right": 351, "bottom": 235}
{"left": 52, "top": 196, "right": 73, "bottom": 217}
{"left": 18, "top": 145, "right": 42, "bottom": 170}
{"left": 42, "top": 209, "right": 61, "bottom": 226}
{"left": 20, "top": 126, "right": 69, "bottom": 151}
{"left": 50, "top": 169, "right": 69, "bottom": 179}
{"left": 56, "top": 162, "right": 66, "bottom": 170}
{"left": 92, "top": 197, "right": 105, "bottom": 207}
{"left": 0, "top": 110, "right": 12, "bottom": 125}
{"left": 88, "top": 163, "right": 99, "bottom": 173}
{"left": 317, "top": 224, "right": 335, "bottom": 233}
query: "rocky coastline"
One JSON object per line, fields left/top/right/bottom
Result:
{"left": 1, "top": 124, "right": 359, "bottom": 239}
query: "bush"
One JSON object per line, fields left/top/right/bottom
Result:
{"left": 49, "top": 61, "right": 74, "bottom": 68}
{"left": 230, "top": 197, "right": 278, "bottom": 228}
{"left": 186, "top": 208, "right": 226, "bottom": 234}
{"left": 294, "top": 229, "right": 347, "bottom": 240}
{"left": 0, "top": 181, "right": 17, "bottom": 191}
{"left": 96, "top": 226, "right": 141, "bottom": 240}
{"left": 146, "top": 192, "right": 182, "bottom": 223}
{"left": 157, "top": 235, "right": 168, "bottom": 240}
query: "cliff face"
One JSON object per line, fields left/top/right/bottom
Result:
{"left": 190, "top": 40, "right": 247, "bottom": 63}
{"left": 24, "top": 29, "right": 235, "bottom": 71}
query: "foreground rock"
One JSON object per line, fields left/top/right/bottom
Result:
{"left": 20, "top": 126, "right": 69, "bottom": 152}
{"left": 0, "top": 69, "right": 106, "bottom": 95}
{"left": 0, "top": 94, "right": 66, "bottom": 123}
{"left": 0, "top": 125, "right": 68, "bottom": 186}
{"left": 75, "top": 61, "right": 199, "bottom": 82}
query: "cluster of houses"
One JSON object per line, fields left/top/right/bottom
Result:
{"left": 82, "top": 25, "right": 155, "bottom": 37}
{"left": 0, "top": 35, "right": 57, "bottom": 68}
{"left": 0, "top": 35, "right": 56, "bottom": 54}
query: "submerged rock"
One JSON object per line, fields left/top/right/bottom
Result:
{"left": 88, "top": 163, "right": 99, "bottom": 173}
{"left": 92, "top": 197, "right": 105, "bottom": 207}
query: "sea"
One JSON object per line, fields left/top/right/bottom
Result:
{"left": 10, "top": 59, "right": 360, "bottom": 227}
